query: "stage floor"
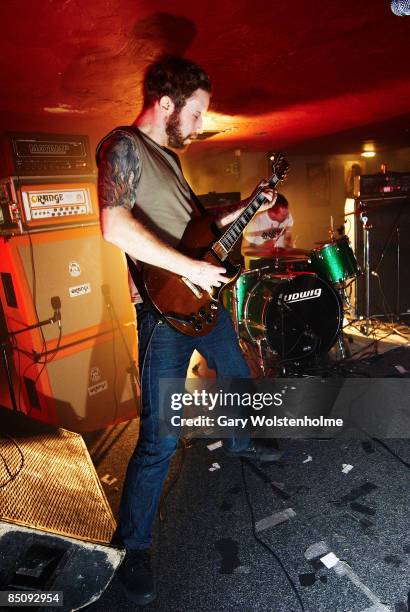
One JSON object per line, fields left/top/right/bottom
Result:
{"left": 1, "top": 322, "right": 409, "bottom": 611}
{"left": 83, "top": 431, "right": 410, "bottom": 612}
{"left": 81, "top": 331, "right": 410, "bottom": 612}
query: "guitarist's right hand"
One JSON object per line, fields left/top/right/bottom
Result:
{"left": 183, "top": 259, "right": 229, "bottom": 293}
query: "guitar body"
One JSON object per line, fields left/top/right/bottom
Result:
{"left": 142, "top": 153, "right": 289, "bottom": 337}
{"left": 142, "top": 214, "right": 241, "bottom": 336}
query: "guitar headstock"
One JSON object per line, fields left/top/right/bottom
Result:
{"left": 269, "top": 152, "right": 289, "bottom": 184}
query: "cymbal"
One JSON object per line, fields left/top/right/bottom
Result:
{"left": 243, "top": 245, "right": 310, "bottom": 258}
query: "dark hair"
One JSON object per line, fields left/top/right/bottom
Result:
{"left": 273, "top": 193, "right": 288, "bottom": 208}
{"left": 143, "top": 55, "right": 211, "bottom": 110}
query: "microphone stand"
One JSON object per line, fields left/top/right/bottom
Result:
{"left": 0, "top": 313, "right": 60, "bottom": 412}
{"left": 358, "top": 206, "right": 373, "bottom": 337}
{"left": 101, "top": 285, "right": 139, "bottom": 405}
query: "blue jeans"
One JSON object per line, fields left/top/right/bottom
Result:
{"left": 117, "top": 304, "right": 250, "bottom": 550}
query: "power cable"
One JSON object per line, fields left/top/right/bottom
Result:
{"left": 0, "top": 434, "right": 25, "bottom": 488}
{"left": 240, "top": 459, "right": 305, "bottom": 612}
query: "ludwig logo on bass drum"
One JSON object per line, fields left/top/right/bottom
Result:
{"left": 279, "top": 288, "right": 322, "bottom": 303}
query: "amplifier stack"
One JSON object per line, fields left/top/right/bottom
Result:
{"left": 352, "top": 171, "right": 410, "bottom": 319}
{"left": 0, "top": 132, "right": 138, "bottom": 431}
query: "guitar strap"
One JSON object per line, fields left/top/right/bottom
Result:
{"left": 125, "top": 254, "right": 143, "bottom": 295}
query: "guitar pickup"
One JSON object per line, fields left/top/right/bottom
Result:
{"left": 181, "top": 277, "right": 203, "bottom": 298}
{"left": 212, "top": 242, "right": 228, "bottom": 261}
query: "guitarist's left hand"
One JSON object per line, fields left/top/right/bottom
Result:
{"left": 250, "top": 180, "right": 277, "bottom": 212}
{"left": 216, "top": 182, "right": 277, "bottom": 227}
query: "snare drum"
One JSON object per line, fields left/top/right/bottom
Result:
{"left": 309, "top": 235, "right": 359, "bottom": 285}
{"left": 243, "top": 273, "right": 342, "bottom": 359}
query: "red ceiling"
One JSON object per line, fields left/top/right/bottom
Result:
{"left": 1, "top": 0, "right": 410, "bottom": 154}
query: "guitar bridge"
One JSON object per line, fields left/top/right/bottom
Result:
{"left": 181, "top": 277, "right": 203, "bottom": 298}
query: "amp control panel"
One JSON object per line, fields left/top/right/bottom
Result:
{"left": 21, "top": 185, "right": 93, "bottom": 221}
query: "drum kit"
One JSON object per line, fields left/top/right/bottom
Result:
{"left": 224, "top": 234, "right": 361, "bottom": 373}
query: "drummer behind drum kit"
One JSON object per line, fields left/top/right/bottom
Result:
{"left": 224, "top": 233, "right": 360, "bottom": 373}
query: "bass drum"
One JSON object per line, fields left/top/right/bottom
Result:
{"left": 243, "top": 273, "right": 342, "bottom": 360}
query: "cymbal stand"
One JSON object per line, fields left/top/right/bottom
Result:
{"left": 337, "top": 333, "right": 349, "bottom": 359}
{"left": 335, "top": 282, "right": 353, "bottom": 358}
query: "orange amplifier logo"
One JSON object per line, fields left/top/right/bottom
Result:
{"left": 28, "top": 189, "right": 86, "bottom": 206}
{"left": 30, "top": 193, "right": 65, "bottom": 204}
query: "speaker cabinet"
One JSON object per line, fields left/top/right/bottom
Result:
{"left": 12, "top": 324, "right": 138, "bottom": 431}
{"left": 354, "top": 196, "right": 410, "bottom": 318}
{"left": 0, "top": 225, "right": 135, "bottom": 351}
{"left": 0, "top": 225, "right": 138, "bottom": 430}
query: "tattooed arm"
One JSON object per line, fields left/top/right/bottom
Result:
{"left": 98, "top": 132, "right": 228, "bottom": 292}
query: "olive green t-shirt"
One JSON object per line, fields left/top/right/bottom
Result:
{"left": 96, "top": 126, "right": 198, "bottom": 301}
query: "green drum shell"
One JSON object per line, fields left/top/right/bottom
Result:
{"left": 223, "top": 270, "right": 260, "bottom": 323}
{"left": 310, "top": 236, "right": 358, "bottom": 284}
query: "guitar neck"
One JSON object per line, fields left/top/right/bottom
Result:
{"left": 215, "top": 172, "right": 282, "bottom": 256}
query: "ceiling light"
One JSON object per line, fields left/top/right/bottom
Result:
{"left": 361, "top": 141, "right": 376, "bottom": 157}
{"left": 361, "top": 151, "right": 376, "bottom": 158}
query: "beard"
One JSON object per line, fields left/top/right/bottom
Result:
{"left": 166, "top": 109, "right": 194, "bottom": 149}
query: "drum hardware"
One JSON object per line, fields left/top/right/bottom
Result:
{"left": 243, "top": 321, "right": 266, "bottom": 331}
{"left": 243, "top": 245, "right": 311, "bottom": 258}
{"left": 336, "top": 333, "right": 350, "bottom": 359}
{"left": 341, "top": 282, "right": 354, "bottom": 309}
{"left": 255, "top": 338, "right": 267, "bottom": 376}
{"left": 242, "top": 266, "right": 271, "bottom": 275}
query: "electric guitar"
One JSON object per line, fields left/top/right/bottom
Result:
{"left": 142, "top": 154, "right": 289, "bottom": 336}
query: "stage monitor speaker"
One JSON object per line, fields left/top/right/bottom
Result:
{"left": 0, "top": 410, "right": 123, "bottom": 609}
{"left": 0, "top": 523, "right": 123, "bottom": 611}
{"left": 0, "top": 408, "right": 116, "bottom": 541}
{"left": 355, "top": 196, "right": 410, "bottom": 318}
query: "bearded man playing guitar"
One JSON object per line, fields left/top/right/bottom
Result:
{"left": 97, "top": 55, "right": 284, "bottom": 606}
